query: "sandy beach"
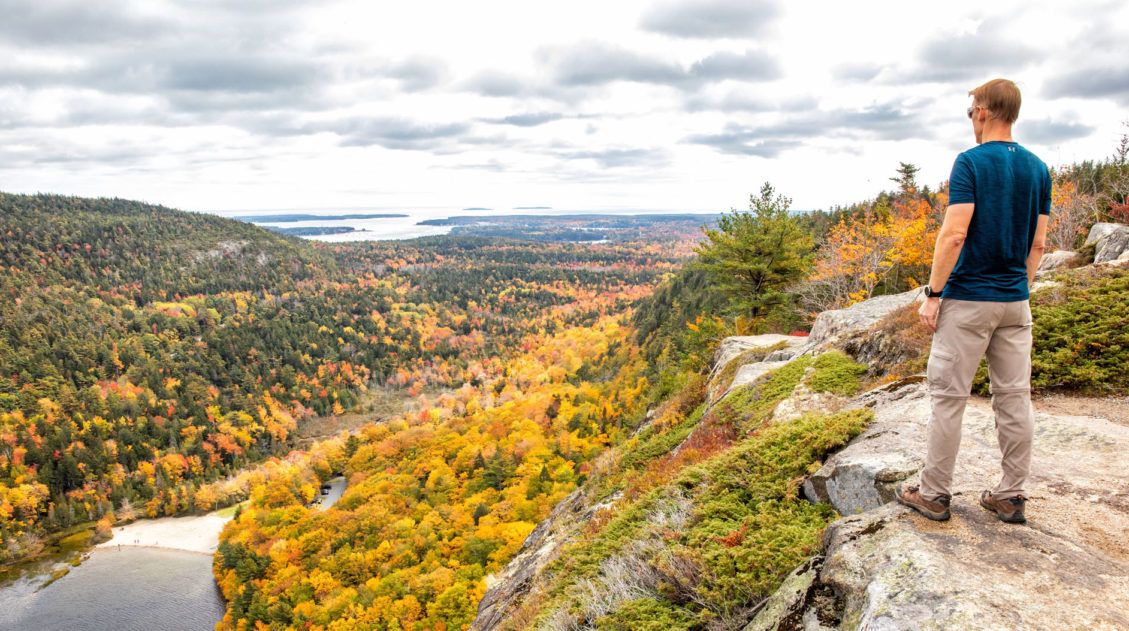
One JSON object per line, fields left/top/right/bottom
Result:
{"left": 94, "top": 476, "right": 345, "bottom": 556}
{"left": 96, "top": 513, "right": 233, "bottom": 555}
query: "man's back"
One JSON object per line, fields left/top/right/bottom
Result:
{"left": 900, "top": 77, "right": 1050, "bottom": 526}
{"left": 944, "top": 140, "right": 1051, "bottom": 302}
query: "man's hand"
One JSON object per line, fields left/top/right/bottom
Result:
{"left": 919, "top": 296, "right": 941, "bottom": 332}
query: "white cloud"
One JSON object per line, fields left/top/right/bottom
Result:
{"left": 0, "top": 0, "right": 1126, "bottom": 213}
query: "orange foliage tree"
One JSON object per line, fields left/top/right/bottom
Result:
{"left": 802, "top": 192, "right": 939, "bottom": 311}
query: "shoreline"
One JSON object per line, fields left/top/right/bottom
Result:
{"left": 95, "top": 513, "right": 233, "bottom": 555}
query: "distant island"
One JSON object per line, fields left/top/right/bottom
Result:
{"left": 264, "top": 226, "right": 367, "bottom": 236}
{"left": 416, "top": 213, "right": 718, "bottom": 242}
{"left": 418, "top": 213, "right": 718, "bottom": 226}
{"left": 235, "top": 213, "right": 407, "bottom": 223}
{"left": 462, "top": 207, "right": 492, "bottom": 211}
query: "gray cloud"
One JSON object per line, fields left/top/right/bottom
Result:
{"left": 819, "top": 104, "right": 927, "bottom": 141}
{"left": 448, "top": 158, "right": 510, "bottom": 172}
{"left": 553, "top": 146, "right": 671, "bottom": 169}
{"left": 832, "top": 62, "right": 884, "bottom": 82}
{"left": 1018, "top": 119, "right": 1096, "bottom": 145}
{"left": 481, "top": 112, "right": 566, "bottom": 127}
{"left": 0, "top": 0, "right": 170, "bottom": 46}
{"left": 458, "top": 71, "right": 529, "bottom": 97}
{"left": 687, "top": 49, "right": 781, "bottom": 82}
{"left": 0, "top": 128, "right": 201, "bottom": 168}
{"left": 639, "top": 0, "right": 779, "bottom": 39}
{"left": 454, "top": 71, "right": 588, "bottom": 103}
{"left": 684, "top": 102, "right": 930, "bottom": 157}
{"left": 883, "top": 18, "right": 1045, "bottom": 85}
{"left": 683, "top": 126, "right": 801, "bottom": 157}
{"left": 378, "top": 55, "right": 449, "bottom": 91}
{"left": 1044, "top": 66, "right": 1129, "bottom": 104}
{"left": 542, "top": 41, "right": 685, "bottom": 87}
{"left": 157, "top": 55, "right": 321, "bottom": 93}
{"left": 315, "top": 116, "right": 472, "bottom": 151}
{"left": 683, "top": 89, "right": 815, "bottom": 113}
{"left": 537, "top": 41, "right": 781, "bottom": 91}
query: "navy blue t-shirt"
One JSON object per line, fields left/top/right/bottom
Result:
{"left": 943, "top": 140, "right": 1052, "bottom": 302}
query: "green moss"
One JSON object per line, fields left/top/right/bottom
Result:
{"left": 676, "top": 409, "right": 871, "bottom": 610}
{"left": 541, "top": 489, "right": 666, "bottom": 598}
{"left": 807, "top": 351, "right": 868, "bottom": 396}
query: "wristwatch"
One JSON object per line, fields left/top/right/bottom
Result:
{"left": 923, "top": 285, "right": 942, "bottom": 298}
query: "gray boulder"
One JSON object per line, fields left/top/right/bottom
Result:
{"left": 742, "top": 557, "right": 826, "bottom": 631}
{"left": 1085, "top": 222, "right": 1129, "bottom": 263}
{"left": 713, "top": 334, "right": 804, "bottom": 373}
{"left": 801, "top": 290, "right": 920, "bottom": 354}
{"left": 1035, "top": 249, "right": 1081, "bottom": 275}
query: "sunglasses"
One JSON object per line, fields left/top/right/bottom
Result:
{"left": 967, "top": 105, "right": 984, "bottom": 119}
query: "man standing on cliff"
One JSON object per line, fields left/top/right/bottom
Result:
{"left": 895, "top": 78, "right": 1051, "bottom": 524}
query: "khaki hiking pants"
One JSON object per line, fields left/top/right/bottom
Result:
{"left": 918, "top": 298, "right": 1034, "bottom": 502}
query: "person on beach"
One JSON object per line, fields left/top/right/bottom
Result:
{"left": 894, "top": 78, "right": 1051, "bottom": 524}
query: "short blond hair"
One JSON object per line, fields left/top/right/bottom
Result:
{"left": 969, "top": 78, "right": 1021, "bottom": 123}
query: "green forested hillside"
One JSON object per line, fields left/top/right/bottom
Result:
{"left": 1, "top": 193, "right": 332, "bottom": 297}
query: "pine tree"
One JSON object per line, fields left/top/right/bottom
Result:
{"left": 890, "top": 162, "right": 920, "bottom": 196}
{"left": 694, "top": 182, "right": 813, "bottom": 331}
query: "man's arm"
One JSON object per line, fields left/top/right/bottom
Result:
{"left": 1026, "top": 214, "right": 1049, "bottom": 286}
{"left": 918, "top": 202, "right": 974, "bottom": 331}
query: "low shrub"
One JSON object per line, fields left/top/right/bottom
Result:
{"left": 594, "top": 598, "right": 698, "bottom": 631}
{"left": 972, "top": 267, "right": 1129, "bottom": 394}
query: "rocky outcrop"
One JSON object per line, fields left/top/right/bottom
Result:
{"left": 727, "top": 360, "right": 791, "bottom": 396}
{"left": 772, "top": 366, "right": 851, "bottom": 422}
{"left": 714, "top": 334, "right": 802, "bottom": 372}
{"left": 743, "top": 556, "right": 839, "bottom": 631}
{"left": 1086, "top": 222, "right": 1129, "bottom": 263}
{"left": 800, "top": 290, "right": 919, "bottom": 354}
{"left": 709, "top": 334, "right": 806, "bottom": 404}
{"left": 782, "top": 379, "right": 1129, "bottom": 630}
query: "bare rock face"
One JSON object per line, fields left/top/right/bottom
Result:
{"left": 801, "top": 290, "right": 920, "bottom": 354}
{"left": 802, "top": 381, "right": 925, "bottom": 514}
{"left": 713, "top": 334, "right": 805, "bottom": 373}
{"left": 743, "top": 556, "right": 837, "bottom": 631}
{"left": 709, "top": 335, "right": 805, "bottom": 404}
{"left": 728, "top": 360, "right": 791, "bottom": 394}
{"left": 1085, "top": 222, "right": 1129, "bottom": 263}
{"left": 1035, "top": 249, "right": 1082, "bottom": 276}
{"left": 789, "top": 381, "right": 1129, "bottom": 630}
{"left": 472, "top": 489, "right": 606, "bottom": 630}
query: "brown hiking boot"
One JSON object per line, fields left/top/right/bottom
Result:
{"left": 980, "top": 490, "right": 1027, "bottom": 524}
{"left": 894, "top": 482, "right": 951, "bottom": 521}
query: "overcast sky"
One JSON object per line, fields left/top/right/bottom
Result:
{"left": 2, "top": 0, "right": 1127, "bottom": 213}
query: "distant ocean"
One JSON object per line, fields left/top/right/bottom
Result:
{"left": 209, "top": 207, "right": 719, "bottom": 242}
